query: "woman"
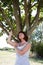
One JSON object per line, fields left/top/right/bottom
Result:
{"left": 7, "top": 31, "right": 31, "bottom": 65}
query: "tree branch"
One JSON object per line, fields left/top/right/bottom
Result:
{"left": 24, "top": 0, "right": 31, "bottom": 35}
{"left": 31, "top": 2, "right": 38, "bottom": 8}
{"left": 0, "top": 22, "right": 19, "bottom": 42}
{"left": 39, "top": 17, "right": 43, "bottom": 21}
{"left": 31, "top": 13, "right": 38, "bottom": 25}
{"left": 0, "top": 6, "right": 17, "bottom": 36}
{"left": 24, "top": 0, "right": 29, "bottom": 30}
{"left": 0, "top": 22, "right": 9, "bottom": 35}
{"left": 12, "top": 0, "right": 22, "bottom": 33}
{"left": 28, "top": 18, "right": 43, "bottom": 36}
{"left": 27, "top": 0, "right": 40, "bottom": 39}
{"left": 31, "top": 0, "right": 40, "bottom": 28}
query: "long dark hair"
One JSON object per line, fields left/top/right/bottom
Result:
{"left": 17, "top": 31, "right": 28, "bottom": 42}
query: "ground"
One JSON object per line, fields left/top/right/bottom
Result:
{"left": 0, "top": 51, "right": 43, "bottom": 65}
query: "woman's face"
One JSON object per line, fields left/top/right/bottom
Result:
{"left": 18, "top": 33, "right": 25, "bottom": 40}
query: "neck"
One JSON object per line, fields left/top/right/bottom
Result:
{"left": 21, "top": 39, "right": 26, "bottom": 44}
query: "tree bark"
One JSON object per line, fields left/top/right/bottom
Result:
{"left": 12, "top": 0, "right": 22, "bottom": 33}
{"left": 27, "top": 1, "right": 40, "bottom": 39}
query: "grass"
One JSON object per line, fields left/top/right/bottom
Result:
{"left": 0, "top": 50, "right": 43, "bottom": 65}
{"left": 30, "top": 57, "right": 43, "bottom": 65}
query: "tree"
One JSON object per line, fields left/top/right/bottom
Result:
{"left": 0, "top": 0, "right": 43, "bottom": 41}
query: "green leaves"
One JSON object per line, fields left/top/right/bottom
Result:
{"left": 0, "top": 0, "right": 43, "bottom": 40}
{"left": 0, "top": 31, "right": 3, "bottom": 36}
{"left": 1, "top": 0, "right": 12, "bottom": 6}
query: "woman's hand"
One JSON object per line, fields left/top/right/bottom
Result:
{"left": 9, "top": 30, "right": 13, "bottom": 36}
{"left": 7, "top": 30, "right": 18, "bottom": 47}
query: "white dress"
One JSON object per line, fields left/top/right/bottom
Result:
{"left": 15, "top": 42, "right": 30, "bottom": 65}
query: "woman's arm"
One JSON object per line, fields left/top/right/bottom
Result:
{"left": 16, "top": 43, "right": 31, "bottom": 55}
{"left": 7, "top": 31, "right": 18, "bottom": 47}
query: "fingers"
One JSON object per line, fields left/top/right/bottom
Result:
{"left": 9, "top": 30, "right": 13, "bottom": 36}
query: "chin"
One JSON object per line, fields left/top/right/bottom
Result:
{"left": 19, "top": 37, "right": 21, "bottom": 39}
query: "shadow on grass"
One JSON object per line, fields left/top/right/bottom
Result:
{"left": 30, "top": 56, "right": 43, "bottom": 64}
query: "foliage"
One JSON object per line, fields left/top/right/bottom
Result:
{"left": 0, "top": 32, "right": 3, "bottom": 36}
{"left": 31, "top": 40, "right": 37, "bottom": 52}
{"left": 36, "top": 42, "right": 43, "bottom": 58}
{"left": 31, "top": 23, "right": 43, "bottom": 58}
{"left": 0, "top": 0, "right": 43, "bottom": 41}
{"left": 0, "top": 47, "right": 15, "bottom": 52}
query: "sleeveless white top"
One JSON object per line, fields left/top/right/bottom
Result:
{"left": 15, "top": 42, "right": 30, "bottom": 65}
